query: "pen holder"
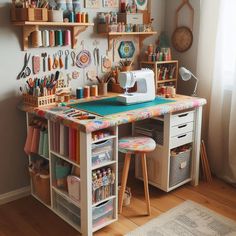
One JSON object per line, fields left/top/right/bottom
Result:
{"left": 22, "top": 94, "right": 56, "bottom": 107}
{"left": 98, "top": 83, "right": 108, "bottom": 96}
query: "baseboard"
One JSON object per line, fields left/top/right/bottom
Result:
{"left": 0, "top": 186, "right": 30, "bottom": 205}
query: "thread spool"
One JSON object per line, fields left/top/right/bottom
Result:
{"left": 69, "top": 11, "right": 75, "bottom": 22}
{"left": 90, "top": 85, "right": 98, "bottom": 97}
{"left": 31, "top": 30, "right": 42, "bottom": 48}
{"left": 81, "top": 12, "right": 86, "bottom": 23}
{"left": 42, "top": 30, "right": 49, "bottom": 47}
{"left": 55, "top": 30, "right": 63, "bottom": 46}
{"left": 64, "top": 30, "right": 71, "bottom": 46}
{"left": 83, "top": 86, "right": 90, "bottom": 98}
{"left": 49, "top": 30, "right": 55, "bottom": 47}
{"left": 76, "top": 87, "right": 84, "bottom": 99}
{"left": 76, "top": 12, "right": 81, "bottom": 22}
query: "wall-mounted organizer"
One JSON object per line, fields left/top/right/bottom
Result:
{"left": 12, "top": 21, "right": 94, "bottom": 51}
{"left": 134, "top": 109, "right": 195, "bottom": 192}
{"left": 140, "top": 60, "right": 179, "bottom": 94}
{"left": 24, "top": 113, "right": 118, "bottom": 234}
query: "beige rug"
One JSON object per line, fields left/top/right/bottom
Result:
{"left": 125, "top": 200, "right": 236, "bottom": 236}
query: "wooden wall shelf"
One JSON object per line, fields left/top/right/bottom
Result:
{"left": 100, "top": 31, "right": 157, "bottom": 51}
{"left": 12, "top": 21, "right": 94, "bottom": 51}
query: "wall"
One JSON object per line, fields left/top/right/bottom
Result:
{"left": 0, "top": 0, "right": 166, "bottom": 195}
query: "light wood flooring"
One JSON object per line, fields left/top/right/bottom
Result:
{"left": 0, "top": 177, "right": 236, "bottom": 236}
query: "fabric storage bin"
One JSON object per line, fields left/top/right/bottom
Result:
{"left": 29, "top": 167, "right": 51, "bottom": 205}
{"left": 54, "top": 192, "right": 81, "bottom": 228}
{"left": 169, "top": 148, "right": 192, "bottom": 187}
{"left": 92, "top": 199, "right": 114, "bottom": 227}
{"left": 48, "top": 10, "right": 63, "bottom": 22}
{"left": 92, "top": 140, "right": 113, "bottom": 166}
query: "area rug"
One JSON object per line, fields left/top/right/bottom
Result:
{"left": 125, "top": 200, "right": 236, "bottom": 236}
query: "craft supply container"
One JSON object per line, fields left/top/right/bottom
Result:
{"left": 11, "top": 7, "right": 48, "bottom": 22}
{"left": 48, "top": 10, "right": 63, "bottom": 22}
{"left": 98, "top": 83, "right": 108, "bottom": 95}
{"left": 22, "top": 94, "right": 56, "bottom": 107}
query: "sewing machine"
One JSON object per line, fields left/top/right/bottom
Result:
{"left": 117, "top": 69, "right": 156, "bottom": 105}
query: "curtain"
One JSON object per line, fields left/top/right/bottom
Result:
{"left": 197, "top": 0, "right": 236, "bottom": 183}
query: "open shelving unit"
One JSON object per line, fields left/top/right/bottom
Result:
{"left": 99, "top": 31, "right": 157, "bottom": 51}
{"left": 12, "top": 21, "right": 94, "bottom": 50}
{"left": 25, "top": 113, "right": 118, "bottom": 236}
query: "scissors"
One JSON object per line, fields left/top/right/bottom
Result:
{"left": 17, "top": 53, "right": 31, "bottom": 80}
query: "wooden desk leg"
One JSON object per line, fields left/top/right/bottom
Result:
{"left": 141, "top": 153, "right": 151, "bottom": 216}
{"left": 191, "top": 106, "right": 203, "bottom": 186}
{"left": 118, "top": 153, "right": 131, "bottom": 214}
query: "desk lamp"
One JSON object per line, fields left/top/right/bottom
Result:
{"left": 179, "top": 67, "right": 199, "bottom": 96}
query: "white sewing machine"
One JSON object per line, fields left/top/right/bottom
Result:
{"left": 117, "top": 69, "right": 156, "bottom": 105}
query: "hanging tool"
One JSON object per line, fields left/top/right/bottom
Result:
{"left": 41, "top": 52, "right": 47, "bottom": 72}
{"left": 48, "top": 55, "right": 52, "bottom": 71}
{"left": 17, "top": 53, "right": 31, "bottom": 80}
{"left": 65, "top": 50, "right": 70, "bottom": 70}
{"left": 52, "top": 53, "right": 59, "bottom": 69}
{"left": 93, "top": 40, "right": 100, "bottom": 66}
{"left": 71, "top": 51, "right": 76, "bottom": 67}
{"left": 58, "top": 50, "right": 64, "bottom": 69}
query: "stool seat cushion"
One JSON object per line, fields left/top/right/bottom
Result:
{"left": 118, "top": 136, "right": 156, "bottom": 154}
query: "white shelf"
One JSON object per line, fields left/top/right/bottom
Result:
{"left": 92, "top": 195, "right": 116, "bottom": 207}
{"left": 52, "top": 186, "right": 81, "bottom": 208}
{"left": 51, "top": 151, "right": 80, "bottom": 168}
{"left": 92, "top": 135, "right": 117, "bottom": 144}
{"left": 92, "top": 160, "right": 117, "bottom": 171}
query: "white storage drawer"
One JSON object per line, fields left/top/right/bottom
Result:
{"left": 54, "top": 192, "right": 81, "bottom": 228}
{"left": 171, "top": 122, "right": 194, "bottom": 137}
{"left": 92, "top": 199, "right": 114, "bottom": 227}
{"left": 92, "top": 140, "right": 113, "bottom": 166}
{"left": 170, "top": 132, "right": 193, "bottom": 149}
{"left": 170, "top": 111, "right": 195, "bottom": 127}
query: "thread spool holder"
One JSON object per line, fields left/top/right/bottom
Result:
{"left": 12, "top": 21, "right": 94, "bottom": 51}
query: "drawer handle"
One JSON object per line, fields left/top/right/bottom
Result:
{"left": 178, "top": 124, "right": 187, "bottom": 129}
{"left": 178, "top": 113, "right": 188, "bottom": 118}
{"left": 177, "top": 134, "right": 187, "bottom": 139}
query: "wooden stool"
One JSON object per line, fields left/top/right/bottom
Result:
{"left": 118, "top": 136, "right": 156, "bottom": 216}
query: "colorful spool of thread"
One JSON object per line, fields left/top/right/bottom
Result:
{"left": 42, "top": 30, "right": 49, "bottom": 47}
{"left": 90, "top": 85, "right": 98, "bottom": 97}
{"left": 49, "top": 30, "right": 55, "bottom": 47}
{"left": 69, "top": 11, "right": 75, "bottom": 22}
{"left": 76, "top": 12, "right": 81, "bottom": 22}
{"left": 64, "top": 30, "right": 71, "bottom": 46}
{"left": 76, "top": 87, "right": 84, "bottom": 99}
{"left": 32, "top": 30, "right": 42, "bottom": 48}
{"left": 55, "top": 30, "right": 63, "bottom": 46}
{"left": 83, "top": 86, "right": 90, "bottom": 98}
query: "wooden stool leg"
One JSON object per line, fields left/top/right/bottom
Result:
{"left": 141, "top": 153, "right": 151, "bottom": 216}
{"left": 118, "top": 153, "right": 131, "bottom": 214}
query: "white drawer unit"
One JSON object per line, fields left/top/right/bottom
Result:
{"left": 170, "top": 110, "right": 195, "bottom": 127}
{"left": 170, "top": 132, "right": 194, "bottom": 149}
{"left": 135, "top": 109, "right": 196, "bottom": 192}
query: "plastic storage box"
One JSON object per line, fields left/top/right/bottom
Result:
{"left": 54, "top": 192, "right": 81, "bottom": 228}
{"left": 92, "top": 199, "right": 114, "bottom": 227}
{"left": 169, "top": 148, "right": 192, "bottom": 187}
{"left": 92, "top": 140, "right": 113, "bottom": 166}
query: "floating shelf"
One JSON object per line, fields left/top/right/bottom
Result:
{"left": 157, "top": 79, "right": 177, "bottom": 84}
{"left": 12, "top": 21, "right": 94, "bottom": 51}
{"left": 100, "top": 31, "right": 157, "bottom": 51}
{"left": 141, "top": 60, "right": 178, "bottom": 65}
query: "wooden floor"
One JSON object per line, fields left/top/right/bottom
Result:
{"left": 1, "top": 177, "right": 236, "bottom": 236}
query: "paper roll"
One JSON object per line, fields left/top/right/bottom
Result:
{"left": 55, "top": 30, "right": 63, "bottom": 46}
{"left": 64, "top": 30, "right": 71, "bottom": 46}
{"left": 49, "top": 30, "right": 55, "bottom": 47}
{"left": 42, "top": 30, "right": 49, "bottom": 47}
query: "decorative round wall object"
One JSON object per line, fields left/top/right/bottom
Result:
{"left": 118, "top": 41, "right": 135, "bottom": 59}
{"left": 172, "top": 26, "right": 193, "bottom": 52}
{"left": 76, "top": 49, "right": 92, "bottom": 68}
{"left": 135, "top": 0, "right": 148, "bottom": 10}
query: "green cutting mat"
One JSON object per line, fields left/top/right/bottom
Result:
{"left": 71, "top": 97, "right": 175, "bottom": 116}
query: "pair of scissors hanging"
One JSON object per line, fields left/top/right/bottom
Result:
{"left": 17, "top": 53, "right": 31, "bottom": 80}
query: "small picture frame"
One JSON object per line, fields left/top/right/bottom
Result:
{"left": 84, "top": 0, "right": 100, "bottom": 8}
{"left": 102, "top": 0, "right": 119, "bottom": 8}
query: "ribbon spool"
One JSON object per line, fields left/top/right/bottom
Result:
{"left": 55, "top": 30, "right": 63, "bottom": 46}
{"left": 83, "top": 86, "right": 90, "bottom": 98}
{"left": 90, "top": 85, "right": 98, "bottom": 97}
{"left": 42, "top": 30, "right": 49, "bottom": 47}
{"left": 49, "top": 30, "right": 55, "bottom": 47}
{"left": 76, "top": 87, "right": 84, "bottom": 99}
{"left": 64, "top": 30, "right": 71, "bottom": 46}
{"left": 31, "top": 30, "right": 42, "bottom": 48}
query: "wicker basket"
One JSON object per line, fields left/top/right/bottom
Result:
{"left": 23, "top": 94, "right": 56, "bottom": 107}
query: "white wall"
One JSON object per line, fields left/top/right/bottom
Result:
{"left": 0, "top": 0, "right": 166, "bottom": 195}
